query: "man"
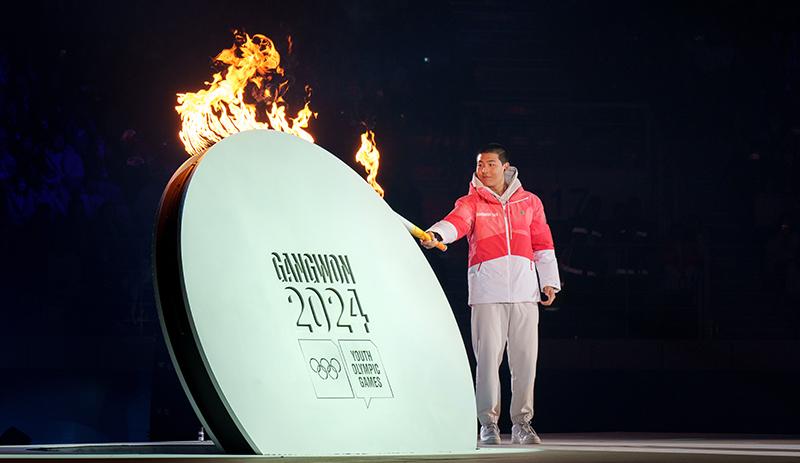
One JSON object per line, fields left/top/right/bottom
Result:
{"left": 420, "top": 143, "right": 560, "bottom": 445}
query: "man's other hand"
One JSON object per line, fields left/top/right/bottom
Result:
{"left": 420, "top": 231, "right": 441, "bottom": 249}
{"left": 541, "top": 286, "right": 557, "bottom": 306}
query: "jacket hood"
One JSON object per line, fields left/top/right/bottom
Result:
{"left": 470, "top": 166, "right": 522, "bottom": 203}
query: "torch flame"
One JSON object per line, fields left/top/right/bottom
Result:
{"left": 355, "top": 130, "right": 385, "bottom": 197}
{"left": 176, "top": 32, "right": 317, "bottom": 156}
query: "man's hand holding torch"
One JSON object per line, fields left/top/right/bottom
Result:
{"left": 394, "top": 213, "right": 447, "bottom": 252}
{"left": 419, "top": 231, "right": 444, "bottom": 250}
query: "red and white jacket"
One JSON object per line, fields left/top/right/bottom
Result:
{"left": 428, "top": 167, "right": 561, "bottom": 305}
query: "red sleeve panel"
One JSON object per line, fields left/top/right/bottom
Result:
{"left": 529, "top": 194, "right": 554, "bottom": 252}
{"left": 442, "top": 195, "right": 476, "bottom": 242}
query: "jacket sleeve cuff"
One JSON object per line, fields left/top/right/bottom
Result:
{"left": 534, "top": 249, "right": 561, "bottom": 292}
{"left": 428, "top": 220, "right": 458, "bottom": 244}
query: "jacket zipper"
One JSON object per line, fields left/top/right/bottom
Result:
{"left": 501, "top": 202, "right": 511, "bottom": 255}
{"left": 502, "top": 201, "right": 512, "bottom": 301}
{"left": 504, "top": 197, "right": 527, "bottom": 253}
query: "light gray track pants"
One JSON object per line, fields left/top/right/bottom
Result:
{"left": 470, "top": 302, "right": 539, "bottom": 425}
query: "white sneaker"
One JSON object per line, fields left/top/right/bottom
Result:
{"left": 479, "top": 423, "right": 501, "bottom": 445}
{"left": 511, "top": 422, "right": 541, "bottom": 444}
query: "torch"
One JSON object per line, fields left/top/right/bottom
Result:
{"left": 355, "top": 130, "right": 447, "bottom": 252}
{"left": 395, "top": 213, "right": 447, "bottom": 251}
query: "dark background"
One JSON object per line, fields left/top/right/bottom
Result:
{"left": 1, "top": 0, "right": 799, "bottom": 444}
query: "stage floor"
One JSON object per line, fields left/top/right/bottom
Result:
{"left": 1, "top": 433, "right": 799, "bottom": 462}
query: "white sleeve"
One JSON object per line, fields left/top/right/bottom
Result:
{"left": 534, "top": 249, "right": 561, "bottom": 292}
{"left": 427, "top": 220, "right": 458, "bottom": 244}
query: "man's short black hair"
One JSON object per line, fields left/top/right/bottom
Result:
{"left": 478, "top": 143, "right": 509, "bottom": 164}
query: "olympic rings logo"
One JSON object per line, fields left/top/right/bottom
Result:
{"left": 309, "top": 357, "right": 342, "bottom": 380}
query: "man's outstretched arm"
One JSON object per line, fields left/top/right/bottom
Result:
{"left": 420, "top": 197, "right": 475, "bottom": 248}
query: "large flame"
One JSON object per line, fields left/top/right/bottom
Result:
{"left": 176, "top": 32, "right": 385, "bottom": 198}
{"left": 355, "top": 130, "right": 384, "bottom": 197}
{"left": 176, "top": 32, "right": 316, "bottom": 156}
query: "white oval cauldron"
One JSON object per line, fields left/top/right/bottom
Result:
{"left": 153, "top": 129, "right": 476, "bottom": 455}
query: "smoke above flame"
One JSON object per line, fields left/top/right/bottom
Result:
{"left": 175, "top": 32, "right": 316, "bottom": 156}
{"left": 355, "top": 130, "right": 384, "bottom": 197}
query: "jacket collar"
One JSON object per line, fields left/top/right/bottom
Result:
{"left": 469, "top": 166, "right": 522, "bottom": 204}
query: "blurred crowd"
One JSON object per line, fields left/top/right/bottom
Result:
{"left": 0, "top": 53, "right": 169, "bottom": 336}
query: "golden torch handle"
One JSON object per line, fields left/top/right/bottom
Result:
{"left": 411, "top": 226, "right": 448, "bottom": 252}
{"left": 396, "top": 213, "right": 447, "bottom": 252}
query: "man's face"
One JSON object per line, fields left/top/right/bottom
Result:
{"left": 476, "top": 152, "right": 509, "bottom": 191}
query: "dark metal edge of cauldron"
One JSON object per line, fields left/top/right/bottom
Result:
{"left": 152, "top": 153, "right": 255, "bottom": 455}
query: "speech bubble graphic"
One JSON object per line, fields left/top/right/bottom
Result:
{"left": 339, "top": 339, "right": 393, "bottom": 408}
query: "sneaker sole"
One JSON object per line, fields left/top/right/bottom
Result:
{"left": 480, "top": 437, "right": 501, "bottom": 445}
{"left": 512, "top": 437, "right": 542, "bottom": 445}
